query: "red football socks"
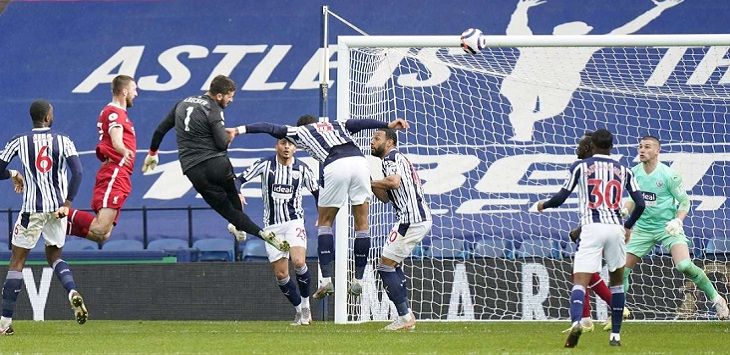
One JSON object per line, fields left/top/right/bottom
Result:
{"left": 67, "top": 208, "right": 94, "bottom": 238}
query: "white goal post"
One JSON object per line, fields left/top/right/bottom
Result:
{"left": 335, "top": 34, "right": 730, "bottom": 324}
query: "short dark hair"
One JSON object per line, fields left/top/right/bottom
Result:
{"left": 591, "top": 129, "right": 613, "bottom": 150}
{"left": 640, "top": 135, "right": 661, "bottom": 146}
{"left": 112, "top": 75, "right": 134, "bottom": 95}
{"left": 579, "top": 131, "right": 593, "bottom": 144}
{"left": 29, "top": 99, "right": 51, "bottom": 125}
{"left": 209, "top": 75, "right": 236, "bottom": 95}
{"left": 377, "top": 128, "right": 397, "bottom": 146}
{"left": 296, "top": 114, "right": 317, "bottom": 126}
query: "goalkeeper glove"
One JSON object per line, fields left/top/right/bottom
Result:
{"left": 664, "top": 218, "right": 684, "bottom": 237}
{"left": 141, "top": 151, "right": 159, "bottom": 173}
{"left": 619, "top": 207, "right": 630, "bottom": 218}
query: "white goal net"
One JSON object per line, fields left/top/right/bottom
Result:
{"left": 334, "top": 34, "right": 730, "bottom": 323}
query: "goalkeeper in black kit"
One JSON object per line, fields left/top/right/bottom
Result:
{"left": 141, "top": 75, "right": 288, "bottom": 251}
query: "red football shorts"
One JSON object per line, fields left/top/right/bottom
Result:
{"left": 91, "top": 162, "right": 131, "bottom": 224}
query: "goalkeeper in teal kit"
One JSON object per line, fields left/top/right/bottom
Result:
{"left": 621, "top": 136, "right": 728, "bottom": 321}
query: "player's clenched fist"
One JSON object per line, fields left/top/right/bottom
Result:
{"left": 141, "top": 151, "right": 159, "bottom": 173}
{"left": 388, "top": 118, "right": 409, "bottom": 130}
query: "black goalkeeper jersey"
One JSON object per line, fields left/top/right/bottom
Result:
{"left": 150, "top": 95, "right": 230, "bottom": 173}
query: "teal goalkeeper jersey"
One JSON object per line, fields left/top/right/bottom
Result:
{"left": 631, "top": 162, "right": 690, "bottom": 232}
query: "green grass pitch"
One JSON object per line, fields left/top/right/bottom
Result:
{"left": 0, "top": 320, "right": 727, "bottom": 354}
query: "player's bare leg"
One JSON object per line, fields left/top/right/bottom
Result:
{"left": 312, "top": 206, "right": 338, "bottom": 299}
{"left": 349, "top": 202, "right": 370, "bottom": 296}
{"left": 86, "top": 208, "right": 117, "bottom": 243}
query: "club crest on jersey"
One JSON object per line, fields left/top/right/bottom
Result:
{"left": 656, "top": 180, "right": 664, "bottom": 188}
{"left": 291, "top": 170, "right": 301, "bottom": 180}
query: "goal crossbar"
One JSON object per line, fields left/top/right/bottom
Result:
{"left": 339, "top": 34, "right": 730, "bottom": 48}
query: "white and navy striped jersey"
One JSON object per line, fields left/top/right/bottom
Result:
{"left": 382, "top": 149, "right": 431, "bottom": 224}
{"left": 0, "top": 128, "right": 79, "bottom": 213}
{"left": 561, "top": 154, "right": 640, "bottom": 226}
{"left": 285, "top": 119, "right": 358, "bottom": 163}
{"left": 238, "top": 156, "right": 318, "bottom": 227}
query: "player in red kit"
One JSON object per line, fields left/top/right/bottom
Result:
{"left": 63, "top": 75, "right": 138, "bottom": 243}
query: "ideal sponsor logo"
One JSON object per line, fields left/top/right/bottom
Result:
{"left": 271, "top": 184, "right": 294, "bottom": 194}
{"left": 642, "top": 191, "right": 658, "bottom": 201}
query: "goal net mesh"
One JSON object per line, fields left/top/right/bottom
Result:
{"left": 339, "top": 42, "right": 729, "bottom": 322}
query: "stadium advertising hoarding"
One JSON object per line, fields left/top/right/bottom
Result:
{"left": 3, "top": 258, "right": 726, "bottom": 321}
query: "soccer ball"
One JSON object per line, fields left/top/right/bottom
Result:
{"left": 460, "top": 28, "right": 483, "bottom": 54}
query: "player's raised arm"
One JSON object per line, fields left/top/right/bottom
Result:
{"left": 344, "top": 118, "right": 407, "bottom": 134}
{"left": 235, "top": 122, "right": 289, "bottom": 139}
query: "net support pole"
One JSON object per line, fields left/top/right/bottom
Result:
{"left": 333, "top": 34, "right": 351, "bottom": 325}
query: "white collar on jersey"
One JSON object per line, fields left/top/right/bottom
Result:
{"left": 31, "top": 127, "right": 51, "bottom": 132}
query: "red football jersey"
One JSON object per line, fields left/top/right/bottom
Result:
{"left": 95, "top": 102, "right": 136, "bottom": 174}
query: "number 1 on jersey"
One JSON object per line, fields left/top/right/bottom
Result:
{"left": 184, "top": 106, "right": 194, "bottom": 131}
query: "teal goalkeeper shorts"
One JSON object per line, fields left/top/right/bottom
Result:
{"left": 626, "top": 228, "right": 690, "bottom": 258}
